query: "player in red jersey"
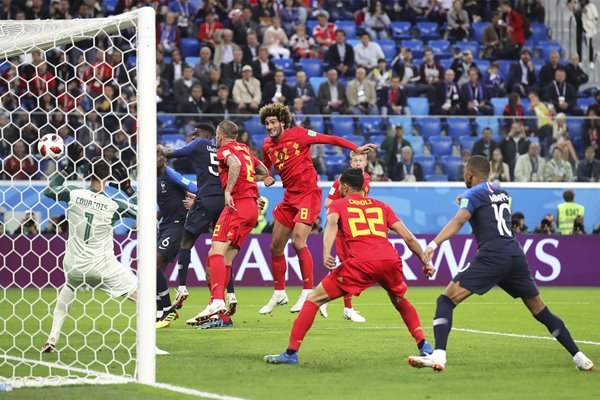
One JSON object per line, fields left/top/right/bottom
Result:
{"left": 319, "top": 151, "right": 370, "bottom": 322}
{"left": 264, "top": 168, "right": 435, "bottom": 364}
{"left": 257, "top": 103, "right": 377, "bottom": 315}
{"left": 188, "top": 120, "right": 272, "bottom": 328}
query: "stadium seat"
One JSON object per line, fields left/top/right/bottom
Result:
{"left": 578, "top": 97, "right": 596, "bottom": 114}
{"left": 455, "top": 41, "right": 479, "bottom": 59}
{"left": 414, "top": 155, "right": 436, "bottom": 175}
{"left": 530, "top": 23, "right": 549, "bottom": 45}
{"left": 180, "top": 37, "right": 200, "bottom": 58}
{"left": 104, "top": 0, "right": 118, "bottom": 14}
{"left": 405, "top": 135, "right": 424, "bottom": 156}
{"left": 331, "top": 116, "right": 355, "bottom": 136}
{"left": 285, "top": 76, "right": 297, "bottom": 87}
{"left": 347, "top": 39, "right": 360, "bottom": 48}
{"left": 440, "top": 58, "right": 453, "bottom": 71}
{"left": 426, "top": 174, "right": 448, "bottom": 182}
{"left": 389, "top": 116, "right": 413, "bottom": 135}
{"left": 566, "top": 118, "right": 583, "bottom": 139}
{"left": 520, "top": 98, "right": 531, "bottom": 112}
{"left": 571, "top": 132, "right": 584, "bottom": 156}
{"left": 528, "top": 136, "right": 540, "bottom": 144}
{"left": 307, "top": 20, "right": 318, "bottom": 33}
{"left": 244, "top": 116, "right": 263, "bottom": 136}
{"left": 126, "top": 56, "right": 136, "bottom": 68}
{"left": 341, "top": 135, "right": 365, "bottom": 148}
{"left": 429, "top": 40, "right": 452, "bottom": 60}
{"left": 325, "top": 155, "right": 348, "bottom": 180}
{"left": 377, "top": 40, "right": 397, "bottom": 60}
{"left": 337, "top": 20, "right": 357, "bottom": 39}
{"left": 497, "top": 59, "right": 513, "bottom": 81}
{"left": 299, "top": 58, "right": 323, "bottom": 78}
{"left": 429, "top": 136, "right": 453, "bottom": 158}
{"left": 273, "top": 58, "right": 294, "bottom": 75}
{"left": 309, "top": 116, "right": 325, "bottom": 132}
{"left": 441, "top": 155, "right": 463, "bottom": 181}
{"left": 160, "top": 133, "right": 185, "bottom": 147}
{"left": 491, "top": 97, "right": 508, "bottom": 116}
{"left": 537, "top": 41, "right": 562, "bottom": 60}
{"left": 358, "top": 117, "right": 384, "bottom": 136}
{"left": 416, "top": 22, "right": 440, "bottom": 40}
{"left": 418, "top": 117, "right": 442, "bottom": 139}
{"left": 157, "top": 114, "right": 176, "bottom": 129}
{"left": 458, "top": 135, "right": 478, "bottom": 153}
{"left": 407, "top": 97, "right": 429, "bottom": 116}
{"left": 368, "top": 135, "right": 386, "bottom": 148}
{"left": 472, "top": 22, "right": 488, "bottom": 43}
{"left": 185, "top": 56, "right": 200, "bottom": 67}
{"left": 158, "top": 128, "right": 178, "bottom": 136}
{"left": 251, "top": 133, "right": 267, "bottom": 148}
{"left": 447, "top": 117, "right": 471, "bottom": 139}
{"left": 533, "top": 60, "right": 544, "bottom": 78}
{"left": 309, "top": 76, "right": 327, "bottom": 93}
{"left": 401, "top": 40, "right": 424, "bottom": 59}
{"left": 391, "top": 21, "right": 412, "bottom": 40}
{"left": 475, "top": 117, "right": 500, "bottom": 136}
{"left": 318, "top": 175, "right": 328, "bottom": 182}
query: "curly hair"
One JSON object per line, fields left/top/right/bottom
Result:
{"left": 259, "top": 103, "right": 292, "bottom": 129}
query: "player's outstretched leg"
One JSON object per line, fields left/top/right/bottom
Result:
{"left": 173, "top": 232, "right": 197, "bottom": 309}
{"left": 391, "top": 295, "right": 432, "bottom": 356}
{"left": 524, "top": 296, "right": 595, "bottom": 371}
{"left": 260, "top": 221, "right": 291, "bottom": 314}
{"left": 289, "top": 223, "right": 314, "bottom": 313}
{"left": 343, "top": 295, "right": 366, "bottom": 322}
{"left": 42, "top": 284, "right": 76, "bottom": 353}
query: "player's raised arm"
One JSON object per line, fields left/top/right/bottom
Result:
{"left": 390, "top": 219, "right": 435, "bottom": 277}
{"left": 166, "top": 166, "right": 198, "bottom": 194}
{"left": 113, "top": 198, "right": 137, "bottom": 223}
{"left": 303, "top": 129, "right": 377, "bottom": 155}
{"left": 322, "top": 210, "right": 340, "bottom": 270}
{"left": 428, "top": 209, "right": 472, "bottom": 257}
{"left": 43, "top": 171, "right": 73, "bottom": 203}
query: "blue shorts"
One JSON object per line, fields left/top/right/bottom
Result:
{"left": 184, "top": 195, "right": 225, "bottom": 237}
{"left": 157, "top": 221, "right": 185, "bottom": 262}
{"left": 452, "top": 252, "right": 539, "bottom": 299}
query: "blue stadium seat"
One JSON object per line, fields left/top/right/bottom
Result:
{"left": 405, "top": 135, "right": 424, "bottom": 156}
{"left": 533, "top": 60, "right": 544, "bottom": 78}
{"left": 358, "top": 117, "right": 384, "bottom": 136}
{"left": 426, "top": 174, "right": 448, "bottom": 182}
{"left": 440, "top": 58, "right": 453, "bottom": 71}
{"left": 578, "top": 97, "right": 596, "bottom": 114}
{"left": 391, "top": 21, "right": 412, "bottom": 40}
{"left": 414, "top": 155, "right": 436, "bottom": 175}
{"left": 401, "top": 40, "right": 424, "bottom": 58}
{"left": 157, "top": 114, "right": 176, "bottom": 129}
{"left": 309, "top": 76, "right": 327, "bottom": 93}
{"left": 530, "top": 23, "right": 549, "bottom": 45}
{"left": 185, "top": 56, "right": 200, "bottom": 67}
{"left": 407, "top": 97, "right": 429, "bottom": 116}
{"left": 528, "top": 136, "right": 540, "bottom": 144}
{"left": 472, "top": 22, "right": 488, "bottom": 43}
{"left": 341, "top": 135, "right": 365, "bottom": 148}
{"left": 566, "top": 118, "right": 583, "bottom": 140}
{"left": 441, "top": 155, "right": 463, "bottom": 181}
{"left": 160, "top": 134, "right": 185, "bottom": 147}
{"left": 475, "top": 117, "right": 500, "bottom": 136}
{"left": 416, "top": 22, "right": 440, "bottom": 40}
{"left": 300, "top": 58, "right": 323, "bottom": 78}
{"left": 429, "top": 136, "right": 453, "bottom": 158}
{"left": 571, "top": 133, "right": 584, "bottom": 157}
{"left": 490, "top": 97, "right": 508, "bottom": 116}
{"left": 180, "top": 38, "right": 200, "bottom": 58}
{"left": 447, "top": 117, "right": 471, "bottom": 139}
{"left": 307, "top": 20, "right": 318, "bottom": 33}
{"left": 520, "top": 98, "right": 531, "bottom": 112}
{"left": 458, "top": 135, "right": 478, "bottom": 153}
{"left": 455, "top": 41, "right": 479, "bottom": 59}
{"left": 309, "top": 116, "right": 325, "bottom": 133}
{"left": 388, "top": 116, "right": 413, "bottom": 135}
{"left": 126, "top": 56, "right": 137, "bottom": 68}
{"left": 368, "top": 135, "right": 386, "bottom": 148}
{"left": 244, "top": 116, "right": 263, "bottom": 136}
{"left": 337, "top": 20, "right": 357, "bottom": 39}
{"left": 273, "top": 58, "right": 294, "bottom": 75}
{"left": 497, "top": 59, "right": 513, "bottom": 81}
{"left": 537, "top": 41, "right": 562, "bottom": 60}
{"left": 347, "top": 39, "right": 360, "bottom": 48}
{"left": 428, "top": 40, "right": 452, "bottom": 60}
{"left": 158, "top": 128, "right": 179, "bottom": 136}
{"left": 285, "top": 76, "right": 297, "bottom": 87}
{"left": 331, "top": 116, "right": 355, "bottom": 136}
{"left": 325, "top": 155, "right": 348, "bottom": 180}
{"left": 377, "top": 40, "right": 397, "bottom": 60}
{"left": 251, "top": 134, "right": 267, "bottom": 148}
{"left": 418, "top": 117, "right": 442, "bottom": 139}
{"left": 104, "top": 0, "right": 118, "bottom": 14}
{"left": 318, "top": 175, "right": 328, "bottom": 182}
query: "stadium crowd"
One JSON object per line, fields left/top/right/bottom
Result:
{"left": 0, "top": 0, "right": 599, "bottom": 185}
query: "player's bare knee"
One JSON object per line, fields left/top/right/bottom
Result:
{"left": 291, "top": 234, "right": 307, "bottom": 251}
{"left": 523, "top": 296, "right": 546, "bottom": 315}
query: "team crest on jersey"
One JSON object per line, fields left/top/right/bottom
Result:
{"left": 277, "top": 151, "right": 285, "bottom": 161}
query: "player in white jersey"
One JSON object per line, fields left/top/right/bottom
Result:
{"left": 41, "top": 157, "right": 139, "bottom": 353}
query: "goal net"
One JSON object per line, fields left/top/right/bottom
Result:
{"left": 0, "top": 8, "right": 156, "bottom": 389}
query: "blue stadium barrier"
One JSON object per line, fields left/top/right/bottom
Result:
{"left": 426, "top": 174, "right": 449, "bottom": 181}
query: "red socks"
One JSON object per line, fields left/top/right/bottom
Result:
{"left": 297, "top": 247, "right": 313, "bottom": 289}
{"left": 288, "top": 300, "right": 319, "bottom": 351}
{"left": 343, "top": 295, "right": 353, "bottom": 309}
{"left": 395, "top": 298, "right": 425, "bottom": 344}
{"left": 207, "top": 254, "right": 226, "bottom": 301}
{"left": 272, "top": 254, "right": 287, "bottom": 290}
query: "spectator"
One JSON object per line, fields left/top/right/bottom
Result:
{"left": 447, "top": 0, "right": 470, "bottom": 41}
{"left": 367, "top": 58, "right": 393, "bottom": 91}
{"left": 325, "top": 30, "right": 355, "bottom": 77}
{"left": 544, "top": 147, "right": 573, "bottom": 182}
{"left": 533, "top": 215, "right": 558, "bottom": 234}
{"left": 204, "top": 67, "right": 224, "bottom": 103}
{"left": 221, "top": 47, "right": 245, "bottom": 89}
{"left": 500, "top": 121, "right": 530, "bottom": 170}
{"left": 109, "top": 50, "right": 130, "bottom": 86}
{"left": 229, "top": 8, "right": 247, "bottom": 46}
{"left": 583, "top": 109, "right": 600, "bottom": 159}
{"left": 263, "top": 16, "right": 290, "bottom": 59}
{"left": 526, "top": 90, "right": 553, "bottom": 143}
{"left": 262, "top": 69, "right": 294, "bottom": 107}
{"left": 472, "top": 127, "right": 499, "bottom": 160}
{"left": 242, "top": 31, "right": 261, "bottom": 65}
{"left": 29, "top": 62, "right": 56, "bottom": 97}
{"left": 194, "top": 46, "right": 217, "bottom": 87}
{"left": 451, "top": 50, "right": 477, "bottom": 85}
{"left": 407, "top": 0, "right": 436, "bottom": 24}
{"left": 293, "top": 70, "right": 319, "bottom": 114}
{"left": 312, "top": 12, "right": 338, "bottom": 53}
{"left": 291, "top": 97, "right": 310, "bottom": 127}
{"left": 576, "top": 146, "right": 600, "bottom": 182}
{"left": 237, "top": 8, "right": 261, "bottom": 48}
{"left": 482, "top": 11, "right": 518, "bottom": 60}
{"left": 354, "top": 32, "right": 385, "bottom": 71}
{"left": 557, "top": 189, "right": 585, "bottom": 234}
{"left": 237, "top": 128, "right": 260, "bottom": 158}
{"left": 565, "top": 53, "right": 589, "bottom": 92}
{"left": 253, "top": 0, "right": 276, "bottom": 35}
{"left": 169, "top": 0, "right": 197, "bottom": 37}
{"left": 0, "top": 0, "right": 19, "bottom": 19}
{"left": 538, "top": 50, "right": 563, "bottom": 88}
{"left": 207, "top": 84, "right": 238, "bottom": 125}
{"left": 551, "top": 112, "right": 579, "bottom": 164}
{"left": 161, "top": 49, "right": 187, "bottom": 85}
{"left": 507, "top": 48, "right": 537, "bottom": 97}
{"left": 280, "top": 0, "right": 301, "bottom": 35}
{"left": 156, "top": 65, "right": 173, "bottom": 113}
{"left": 173, "top": 65, "right": 200, "bottom": 108}
{"left": 514, "top": 141, "right": 545, "bottom": 182}
{"left": 318, "top": 68, "right": 348, "bottom": 114}
{"left": 378, "top": 75, "right": 408, "bottom": 116}
{"left": 364, "top": 1, "right": 392, "bottom": 40}
{"left": 366, "top": 150, "right": 387, "bottom": 181}
{"left": 25, "top": 0, "right": 48, "bottom": 19}
{"left": 589, "top": 91, "right": 600, "bottom": 116}
{"left": 13, "top": 212, "right": 40, "bottom": 235}
{"left": 391, "top": 146, "right": 424, "bottom": 182}
{"left": 157, "top": 12, "right": 181, "bottom": 54}
{"left": 544, "top": 68, "right": 583, "bottom": 116}
{"left": 503, "top": 92, "right": 524, "bottom": 128}
{"left": 460, "top": 67, "right": 493, "bottom": 116}
{"left": 289, "top": 24, "right": 316, "bottom": 59}
{"left": 435, "top": 69, "right": 461, "bottom": 115}
{"left": 381, "top": 125, "right": 411, "bottom": 171}
{"left": 489, "top": 147, "right": 510, "bottom": 182}
{"left": 347, "top": 67, "right": 378, "bottom": 116}
{"left": 197, "top": 13, "right": 223, "bottom": 49}
{"left": 512, "top": 211, "right": 529, "bottom": 233}
{"left": 42, "top": 215, "right": 68, "bottom": 235}
{"left": 484, "top": 62, "right": 506, "bottom": 98}
{"left": 500, "top": 0, "right": 526, "bottom": 48}
{"left": 251, "top": 46, "right": 276, "bottom": 86}
{"left": 3, "top": 140, "right": 36, "bottom": 180}
{"left": 419, "top": 48, "right": 443, "bottom": 86}
{"left": 324, "top": 0, "right": 353, "bottom": 20}
{"left": 213, "top": 29, "right": 235, "bottom": 66}
{"left": 179, "top": 83, "right": 208, "bottom": 114}
{"left": 392, "top": 48, "right": 419, "bottom": 87}
{"left": 518, "top": 0, "right": 545, "bottom": 23}
{"left": 573, "top": 215, "right": 586, "bottom": 235}
{"left": 232, "top": 65, "right": 261, "bottom": 113}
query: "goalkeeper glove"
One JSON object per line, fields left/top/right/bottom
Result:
{"left": 109, "top": 163, "right": 136, "bottom": 198}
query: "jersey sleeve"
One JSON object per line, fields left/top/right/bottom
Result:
{"left": 112, "top": 199, "right": 137, "bottom": 223}
{"left": 43, "top": 172, "right": 76, "bottom": 203}
{"left": 327, "top": 179, "right": 340, "bottom": 201}
{"left": 295, "top": 127, "right": 359, "bottom": 151}
{"left": 166, "top": 166, "right": 197, "bottom": 193}
{"left": 327, "top": 199, "right": 341, "bottom": 216}
{"left": 458, "top": 188, "right": 481, "bottom": 214}
{"left": 262, "top": 142, "right": 273, "bottom": 172}
{"left": 170, "top": 138, "right": 203, "bottom": 159}
{"left": 384, "top": 203, "right": 400, "bottom": 228}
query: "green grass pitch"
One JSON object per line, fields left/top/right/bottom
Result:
{"left": 2, "top": 287, "right": 599, "bottom": 400}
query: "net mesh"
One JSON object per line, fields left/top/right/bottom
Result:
{"left": 0, "top": 13, "right": 141, "bottom": 389}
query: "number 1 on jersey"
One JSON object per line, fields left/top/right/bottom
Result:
{"left": 84, "top": 212, "right": 94, "bottom": 242}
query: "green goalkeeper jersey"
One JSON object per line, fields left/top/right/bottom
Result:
{"left": 44, "top": 173, "right": 137, "bottom": 271}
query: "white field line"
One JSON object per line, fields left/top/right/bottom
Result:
{"left": 240, "top": 302, "right": 594, "bottom": 307}
{"left": 452, "top": 327, "right": 600, "bottom": 346}
{"left": 148, "top": 382, "right": 247, "bottom": 400}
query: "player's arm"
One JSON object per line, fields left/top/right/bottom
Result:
{"left": 113, "top": 199, "right": 137, "bottom": 223}
{"left": 254, "top": 157, "right": 274, "bottom": 186}
{"left": 322, "top": 211, "right": 340, "bottom": 270}
{"left": 224, "top": 154, "right": 241, "bottom": 209}
{"left": 166, "top": 166, "right": 198, "bottom": 194}
{"left": 390, "top": 219, "right": 435, "bottom": 277}
{"left": 43, "top": 171, "right": 73, "bottom": 203}
{"left": 260, "top": 148, "right": 276, "bottom": 187}
{"left": 109, "top": 163, "right": 136, "bottom": 199}
{"left": 304, "top": 130, "right": 377, "bottom": 155}
{"left": 324, "top": 180, "right": 340, "bottom": 209}
{"left": 159, "top": 139, "right": 198, "bottom": 159}
{"left": 426, "top": 209, "right": 472, "bottom": 261}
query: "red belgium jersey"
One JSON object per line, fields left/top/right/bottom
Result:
{"left": 328, "top": 193, "right": 401, "bottom": 261}
{"left": 327, "top": 172, "right": 371, "bottom": 201}
{"left": 217, "top": 141, "right": 260, "bottom": 201}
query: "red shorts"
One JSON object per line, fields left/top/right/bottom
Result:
{"left": 272, "top": 188, "right": 322, "bottom": 229}
{"left": 212, "top": 197, "right": 258, "bottom": 248}
{"left": 322, "top": 258, "right": 407, "bottom": 299}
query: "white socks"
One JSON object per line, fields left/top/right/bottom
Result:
{"left": 49, "top": 285, "right": 76, "bottom": 344}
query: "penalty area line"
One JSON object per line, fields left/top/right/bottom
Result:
{"left": 453, "top": 327, "right": 600, "bottom": 346}
{"left": 148, "top": 382, "right": 247, "bottom": 400}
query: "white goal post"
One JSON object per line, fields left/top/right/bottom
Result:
{"left": 0, "top": 7, "right": 156, "bottom": 388}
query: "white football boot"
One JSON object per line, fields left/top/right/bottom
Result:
{"left": 319, "top": 303, "right": 329, "bottom": 318}
{"left": 343, "top": 307, "right": 366, "bottom": 323}
{"left": 226, "top": 293, "right": 238, "bottom": 316}
{"left": 259, "top": 290, "right": 289, "bottom": 314}
{"left": 173, "top": 286, "right": 189, "bottom": 309}
{"left": 189, "top": 300, "right": 227, "bottom": 323}
{"left": 407, "top": 349, "right": 446, "bottom": 372}
{"left": 289, "top": 289, "right": 312, "bottom": 313}
{"left": 573, "top": 352, "right": 595, "bottom": 371}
